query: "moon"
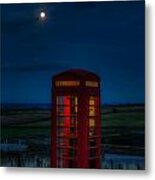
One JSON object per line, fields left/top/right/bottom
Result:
{"left": 40, "top": 11, "right": 46, "bottom": 19}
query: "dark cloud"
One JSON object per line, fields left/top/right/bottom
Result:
{"left": 2, "top": 61, "right": 69, "bottom": 72}
{"left": 1, "top": 17, "right": 38, "bottom": 35}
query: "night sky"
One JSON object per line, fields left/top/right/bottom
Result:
{"left": 1, "top": 1, "right": 145, "bottom": 105}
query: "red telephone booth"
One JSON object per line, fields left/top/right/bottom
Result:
{"left": 51, "top": 69, "right": 101, "bottom": 168}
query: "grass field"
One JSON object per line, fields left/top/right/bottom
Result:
{"left": 1, "top": 104, "right": 144, "bottom": 156}
{"left": 0, "top": 104, "right": 145, "bottom": 168}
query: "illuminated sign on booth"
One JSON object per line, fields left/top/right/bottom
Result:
{"left": 55, "top": 81, "right": 80, "bottom": 87}
{"left": 85, "top": 81, "right": 98, "bottom": 87}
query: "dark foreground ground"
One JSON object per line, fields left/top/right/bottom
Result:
{"left": 0, "top": 104, "right": 145, "bottom": 169}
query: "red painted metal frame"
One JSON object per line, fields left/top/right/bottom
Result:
{"left": 51, "top": 69, "right": 101, "bottom": 168}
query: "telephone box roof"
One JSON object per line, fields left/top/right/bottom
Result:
{"left": 53, "top": 69, "right": 100, "bottom": 81}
